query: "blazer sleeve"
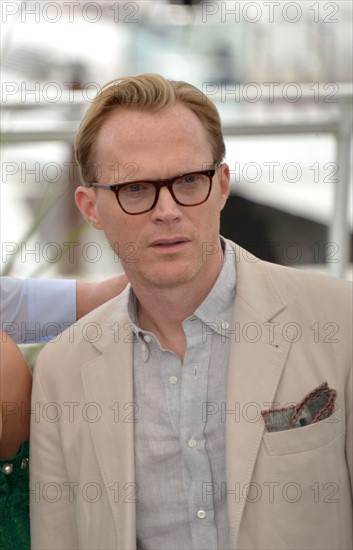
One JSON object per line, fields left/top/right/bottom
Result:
{"left": 30, "top": 354, "right": 78, "bottom": 550}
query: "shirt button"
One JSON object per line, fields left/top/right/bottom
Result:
{"left": 187, "top": 437, "right": 197, "bottom": 448}
{"left": 197, "top": 509, "right": 206, "bottom": 519}
{"left": 169, "top": 376, "right": 178, "bottom": 385}
{"left": 143, "top": 335, "right": 152, "bottom": 343}
{"left": 221, "top": 321, "right": 229, "bottom": 330}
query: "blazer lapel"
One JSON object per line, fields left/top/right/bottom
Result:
{"left": 226, "top": 244, "right": 293, "bottom": 549}
{"left": 81, "top": 304, "right": 136, "bottom": 549}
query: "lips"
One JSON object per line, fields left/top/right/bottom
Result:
{"left": 149, "top": 237, "right": 190, "bottom": 247}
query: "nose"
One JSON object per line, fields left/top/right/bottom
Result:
{"left": 150, "top": 186, "right": 182, "bottom": 223}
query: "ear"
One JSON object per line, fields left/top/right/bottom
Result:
{"left": 75, "top": 186, "right": 103, "bottom": 229}
{"left": 219, "top": 163, "right": 230, "bottom": 211}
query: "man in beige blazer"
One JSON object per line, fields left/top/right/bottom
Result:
{"left": 30, "top": 74, "right": 352, "bottom": 550}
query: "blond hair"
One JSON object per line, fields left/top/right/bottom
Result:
{"left": 75, "top": 73, "right": 225, "bottom": 184}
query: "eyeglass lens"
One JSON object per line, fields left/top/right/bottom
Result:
{"left": 117, "top": 173, "right": 211, "bottom": 214}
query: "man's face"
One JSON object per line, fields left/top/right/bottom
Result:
{"left": 76, "top": 103, "right": 230, "bottom": 290}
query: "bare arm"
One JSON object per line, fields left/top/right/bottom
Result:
{"left": 76, "top": 273, "right": 129, "bottom": 319}
{"left": 0, "top": 332, "right": 32, "bottom": 457}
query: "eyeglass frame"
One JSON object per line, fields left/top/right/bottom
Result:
{"left": 89, "top": 165, "right": 220, "bottom": 215}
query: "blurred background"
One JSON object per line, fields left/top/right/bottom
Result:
{"left": 1, "top": 0, "right": 352, "bottom": 282}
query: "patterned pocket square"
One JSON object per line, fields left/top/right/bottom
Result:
{"left": 262, "top": 382, "right": 337, "bottom": 432}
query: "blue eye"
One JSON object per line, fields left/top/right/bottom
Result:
{"left": 184, "top": 175, "right": 197, "bottom": 184}
{"left": 127, "top": 184, "right": 143, "bottom": 193}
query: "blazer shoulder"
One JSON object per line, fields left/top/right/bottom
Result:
{"left": 264, "top": 259, "right": 351, "bottom": 295}
{"left": 262, "top": 259, "right": 352, "bottom": 322}
{"left": 228, "top": 239, "right": 351, "bottom": 300}
{"left": 229, "top": 240, "right": 352, "bottom": 322}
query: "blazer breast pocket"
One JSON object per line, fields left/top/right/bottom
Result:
{"left": 263, "top": 409, "right": 342, "bottom": 456}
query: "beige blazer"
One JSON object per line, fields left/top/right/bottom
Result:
{"left": 30, "top": 242, "right": 353, "bottom": 550}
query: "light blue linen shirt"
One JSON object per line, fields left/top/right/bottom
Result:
{"left": 127, "top": 238, "right": 236, "bottom": 550}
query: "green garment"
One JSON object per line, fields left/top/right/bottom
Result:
{"left": 0, "top": 440, "right": 30, "bottom": 550}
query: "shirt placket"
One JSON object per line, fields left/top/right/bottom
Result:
{"left": 179, "top": 317, "right": 218, "bottom": 550}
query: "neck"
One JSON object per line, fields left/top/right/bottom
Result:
{"left": 128, "top": 249, "right": 224, "bottom": 359}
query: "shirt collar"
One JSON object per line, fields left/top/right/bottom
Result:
{"left": 127, "top": 291, "right": 142, "bottom": 338}
{"left": 191, "top": 236, "right": 236, "bottom": 337}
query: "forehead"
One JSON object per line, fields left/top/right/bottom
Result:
{"left": 94, "top": 103, "right": 213, "bottom": 176}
